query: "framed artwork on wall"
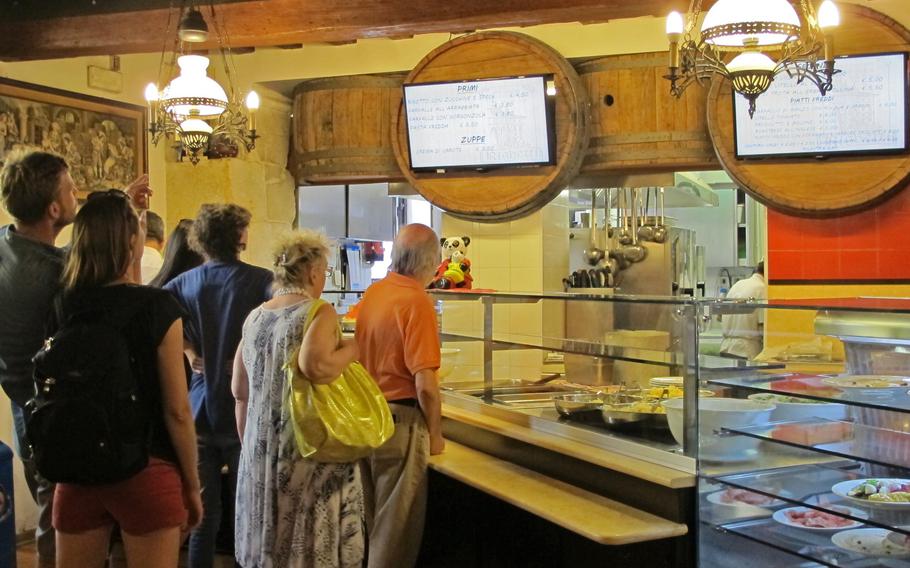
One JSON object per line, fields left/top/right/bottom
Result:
{"left": 0, "top": 77, "right": 147, "bottom": 199}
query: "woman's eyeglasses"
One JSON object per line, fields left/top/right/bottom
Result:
{"left": 325, "top": 267, "right": 334, "bottom": 278}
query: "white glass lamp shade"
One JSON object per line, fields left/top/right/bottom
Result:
{"left": 161, "top": 55, "right": 228, "bottom": 118}
{"left": 666, "top": 11, "right": 684, "bottom": 36}
{"left": 178, "top": 117, "right": 214, "bottom": 154}
{"left": 727, "top": 50, "right": 776, "bottom": 108}
{"left": 179, "top": 117, "right": 213, "bottom": 135}
{"left": 726, "top": 51, "right": 777, "bottom": 74}
{"left": 818, "top": 0, "right": 840, "bottom": 29}
{"left": 702, "top": 0, "right": 800, "bottom": 48}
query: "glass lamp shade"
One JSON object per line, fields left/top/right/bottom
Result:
{"left": 727, "top": 51, "right": 777, "bottom": 117}
{"left": 161, "top": 55, "right": 228, "bottom": 118}
{"left": 726, "top": 50, "right": 777, "bottom": 74}
{"left": 178, "top": 117, "right": 213, "bottom": 151}
{"left": 701, "top": 0, "right": 800, "bottom": 48}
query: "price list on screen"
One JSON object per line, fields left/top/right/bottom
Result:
{"left": 404, "top": 76, "right": 554, "bottom": 169}
{"left": 734, "top": 53, "right": 908, "bottom": 158}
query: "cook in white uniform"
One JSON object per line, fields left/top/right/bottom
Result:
{"left": 720, "top": 261, "right": 767, "bottom": 360}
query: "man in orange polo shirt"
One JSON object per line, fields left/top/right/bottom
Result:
{"left": 356, "top": 223, "right": 444, "bottom": 568}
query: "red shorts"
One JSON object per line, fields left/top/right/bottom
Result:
{"left": 53, "top": 458, "right": 188, "bottom": 535}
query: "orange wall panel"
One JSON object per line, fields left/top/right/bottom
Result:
{"left": 768, "top": 184, "right": 910, "bottom": 281}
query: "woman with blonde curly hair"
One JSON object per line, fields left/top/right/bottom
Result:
{"left": 232, "top": 229, "right": 364, "bottom": 568}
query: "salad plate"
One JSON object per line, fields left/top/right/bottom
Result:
{"left": 832, "top": 479, "right": 910, "bottom": 510}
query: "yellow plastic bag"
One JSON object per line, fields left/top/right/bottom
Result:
{"left": 286, "top": 299, "right": 394, "bottom": 462}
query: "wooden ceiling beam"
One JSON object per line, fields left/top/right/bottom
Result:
{"left": 0, "top": 0, "right": 682, "bottom": 61}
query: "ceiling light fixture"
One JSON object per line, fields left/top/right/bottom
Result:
{"left": 144, "top": 4, "right": 258, "bottom": 165}
{"left": 665, "top": 0, "right": 840, "bottom": 118}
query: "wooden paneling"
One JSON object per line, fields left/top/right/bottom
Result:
{"left": 578, "top": 52, "right": 718, "bottom": 174}
{"left": 392, "top": 31, "right": 590, "bottom": 222}
{"left": 0, "top": 0, "right": 685, "bottom": 61}
{"left": 292, "top": 75, "right": 406, "bottom": 184}
{"left": 707, "top": 4, "right": 910, "bottom": 217}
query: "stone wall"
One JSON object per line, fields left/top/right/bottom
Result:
{"left": 164, "top": 88, "right": 296, "bottom": 268}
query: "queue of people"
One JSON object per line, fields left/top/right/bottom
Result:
{"left": 0, "top": 149, "right": 446, "bottom": 568}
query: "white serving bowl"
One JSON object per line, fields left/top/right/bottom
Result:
{"left": 438, "top": 348, "right": 461, "bottom": 381}
{"left": 663, "top": 398, "right": 776, "bottom": 462}
{"left": 747, "top": 393, "right": 848, "bottom": 423}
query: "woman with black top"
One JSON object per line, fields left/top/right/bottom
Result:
{"left": 53, "top": 191, "right": 203, "bottom": 568}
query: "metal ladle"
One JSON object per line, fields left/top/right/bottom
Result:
{"left": 603, "top": 188, "right": 620, "bottom": 276}
{"left": 622, "top": 188, "right": 648, "bottom": 264}
{"left": 583, "top": 189, "right": 605, "bottom": 266}
{"left": 637, "top": 187, "right": 655, "bottom": 242}
{"left": 652, "top": 187, "right": 668, "bottom": 244}
{"left": 617, "top": 188, "right": 633, "bottom": 245}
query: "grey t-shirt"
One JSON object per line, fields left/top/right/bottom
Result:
{"left": 0, "top": 225, "right": 63, "bottom": 407}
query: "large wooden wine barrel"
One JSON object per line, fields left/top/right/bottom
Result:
{"left": 707, "top": 5, "right": 910, "bottom": 217}
{"left": 392, "top": 31, "right": 590, "bottom": 222}
{"left": 291, "top": 74, "right": 405, "bottom": 184}
{"left": 577, "top": 52, "right": 719, "bottom": 174}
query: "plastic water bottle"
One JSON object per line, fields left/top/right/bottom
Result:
{"left": 0, "top": 441, "right": 15, "bottom": 567}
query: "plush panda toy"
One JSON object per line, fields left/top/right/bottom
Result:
{"left": 433, "top": 236, "right": 473, "bottom": 289}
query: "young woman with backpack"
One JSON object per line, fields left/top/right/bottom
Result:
{"left": 50, "top": 190, "right": 203, "bottom": 568}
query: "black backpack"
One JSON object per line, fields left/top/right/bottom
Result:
{"left": 26, "top": 301, "right": 150, "bottom": 485}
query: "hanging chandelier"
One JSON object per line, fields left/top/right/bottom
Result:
{"left": 144, "top": 4, "right": 259, "bottom": 165}
{"left": 665, "top": 0, "right": 840, "bottom": 118}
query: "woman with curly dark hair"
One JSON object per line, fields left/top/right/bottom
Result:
{"left": 163, "top": 203, "right": 273, "bottom": 568}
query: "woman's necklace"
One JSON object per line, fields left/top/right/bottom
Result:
{"left": 273, "top": 287, "right": 310, "bottom": 298}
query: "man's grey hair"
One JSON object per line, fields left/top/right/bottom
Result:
{"left": 391, "top": 227, "right": 440, "bottom": 278}
{"left": 145, "top": 210, "right": 165, "bottom": 243}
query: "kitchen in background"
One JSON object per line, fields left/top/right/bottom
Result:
{"left": 296, "top": 182, "right": 442, "bottom": 313}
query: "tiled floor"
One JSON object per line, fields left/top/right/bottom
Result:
{"left": 15, "top": 540, "right": 237, "bottom": 567}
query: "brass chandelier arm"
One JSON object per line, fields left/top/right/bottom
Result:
{"left": 210, "top": 105, "right": 259, "bottom": 152}
{"left": 779, "top": 59, "right": 839, "bottom": 94}
{"left": 664, "top": 0, "right": 840, "bottom": 117}
{"left": 666, "top": 39, "right": 735, "bottom": 96}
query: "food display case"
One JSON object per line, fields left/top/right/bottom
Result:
{"left": 431, "top": 291, "right": 698, "bottom": 472}
{"left": 429, "top": 290, "right": 781, "bottom": 480}
{"left": 697, "top": 298, "right": 910, "bottom": 568}
{"left": 332, "top": 289, "right": 910, "bottom": 565}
